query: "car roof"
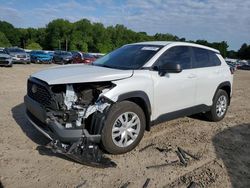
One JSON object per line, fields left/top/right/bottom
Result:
{"left": 129, "top": 41, "right": 220, "bottom": 53}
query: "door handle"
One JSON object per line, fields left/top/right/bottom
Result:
{"left": 187, "top": 74, "right": 196, "bottom": 78}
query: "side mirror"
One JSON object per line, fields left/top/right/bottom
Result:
{"left": 158, "top": 63, "right": 182, "bottom": 76}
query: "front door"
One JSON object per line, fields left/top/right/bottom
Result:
{"left": 151, "top": 46, "right": 196, "bottom": 120}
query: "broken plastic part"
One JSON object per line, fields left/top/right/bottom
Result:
{"left": 146, "top": 160, "right": 178, "bottom": 169}
{"left": 177, "top": 147, "right": 199, "bottom": 160}
{"left": 155, "top": 146, "right": 172, "bottom": 153}
{"left": 176, "top": 150, "right": 188, "bottom": 167}
{"left": 64, "top": 85, "right": 77, "bottom": 110}
{"left": 47, "top": 137, "right": 117, "bottom": 168}
{"left": 143, "top": 178, "right": 151, "bottom": 188}
{"left": 79, "top": 101, "right": 110, "bottom": 119}
{"left": 120, "top": 181, "right": 131, "bottom": 188}
{"left": 75, "top": 180, "right": 87, "bottom": 188}
{"left": 139, "top": 143, "right": 155, "bottom": 152}
{"left": 187, "top": 181, "right": 198, "bottom": 188}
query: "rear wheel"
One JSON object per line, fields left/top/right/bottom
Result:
{"left": 101, "top": 101, "right": 146, "bottom": 154}
{"left": 206, "top": 89, "right": 229, "bottom": 122}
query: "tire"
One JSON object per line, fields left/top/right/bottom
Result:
{"left": 206, "top": 89, "right": 229, "bottom": 122}
{"left": 101, "top": 101, "right": 146, "bottom": 154}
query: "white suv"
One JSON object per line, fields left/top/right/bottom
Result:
{"left": 24, "top": 41, "right": 233, "bottom": 154}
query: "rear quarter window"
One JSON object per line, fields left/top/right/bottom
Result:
{"left": 192, "top": 47, "right": 221, "bottom": 68}
{"left": 209, "top": 51, "right": 221, "bottom": 66}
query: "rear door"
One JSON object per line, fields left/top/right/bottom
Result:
{"left": 191, "top": 47, "right": 223, "bottom": 106}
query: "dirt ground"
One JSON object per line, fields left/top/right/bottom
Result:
{"left": 0, "top": 64, "right": 249, "bottom": 188}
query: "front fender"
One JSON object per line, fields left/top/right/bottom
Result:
{"left": 101, "top": 72, "right": 154, "bottom": 131}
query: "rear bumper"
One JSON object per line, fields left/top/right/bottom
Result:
{"left": 24, "top": 95, "right": 101, "bottom": 143}
{"left": 54, "top": 59, "right": 72, "bottom": 64}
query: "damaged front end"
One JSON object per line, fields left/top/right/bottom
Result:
{"left": 25, "top": 77, "right": 116, "bottom": 167}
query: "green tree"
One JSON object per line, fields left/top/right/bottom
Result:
{"left": 154, "top": 33, "right": 179, "bottom": 41}
{"left": 227, "top": 50, "right": 238, "bottom": 59}
{"left": 211, "top": 41, "right": 228, "bottom": 57}
{"left": 0, "top": 31, "right": 11, "bottom": 47}
{"left": 69, "top": 31, "right": 89, "bottom": 52}
{"left": 0, "top": 21, "right": 20, "bottom": 46}
{"left": 238, "top": 43, "right": 250, "bottom": 60}
{"left": 26, "top": 42, "right": 42, "bottom": 50}
{"left": 45, "top": 19, "right": 72, "bottom": 50}
{"left": 69, "top": 19, "right": 94, "bottom": 52}
{"left": 19, "top": 28, "right": 28, "bottom": 48}
{"left": 91, "top": 23, "right": 112, "bottom": 52}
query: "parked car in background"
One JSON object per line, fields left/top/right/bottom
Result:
{"left": 53, "top": 51, "right": 72, "bottom": 64}
{"left": 71, "top": 51, "right": 79, "bottom": 56}
{"left": 72, "top": 52, "right": 96, "bottom": 64}
{"left": 238, "top": 63, "right": 250, "bottom": 70}
{"left": 0, "top": 50, "right": 13, "bottom": 67}
{"left": 88, "top": 53, "right": 105, "bottom": 59}
{"left": 71, "top": 51, "right": 82, "bottom": 64}
{"left": 4, "top": 47, "right": 30, "bottom": 64}
{"left": 46, "top": 51, "right": 54, "bottom": 58}
{"left": 93, "top": 54, "right": 104, "bottom": 59}
{"left": 30, "top": 50, "right": 52, "bottom": 63}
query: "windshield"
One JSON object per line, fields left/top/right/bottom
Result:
{"left": 32, "top": 51, "right": 46, "bottom": 54}
{"left": 61, "top": 51, "right": 72, "bottom": 56}
{"left": 7, "top": 48, "right": 25, "bottom": 53}
{"left": 83, "top": 53, "right": 94, "bottom": 58}
{"left": 93, "top": 44, "right": 162, "bottom": 69}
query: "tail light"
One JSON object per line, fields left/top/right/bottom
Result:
{"left": 230, "top": 67, "right": 235, "bottom": 74}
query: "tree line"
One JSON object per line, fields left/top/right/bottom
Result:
{"left": 0, "top": 19, "right": 249, "bottom": 59}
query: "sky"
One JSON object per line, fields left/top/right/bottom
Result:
{"left": 0, "top": 0, "right": 249, "bottom": 50}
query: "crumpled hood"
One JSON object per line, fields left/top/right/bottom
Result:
{"left": 31, "top": 64, "right": 133, "bottom": 85}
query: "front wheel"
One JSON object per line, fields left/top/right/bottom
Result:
{"left": 101, "top": 101, "right": 146, "bottom": 154}
{"left": 206, "top": 89, "right": 229, "bottom": 122}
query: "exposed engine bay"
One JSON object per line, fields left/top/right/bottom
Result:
{"left": 48, "top": 82, "right": 114, "bottom": 130}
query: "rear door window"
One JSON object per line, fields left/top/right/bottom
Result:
{"left": 192, "top": 47, "right": 210, "bottom": 68}
{"left": 192, "top": 47, "right": 221, "bottom": 68}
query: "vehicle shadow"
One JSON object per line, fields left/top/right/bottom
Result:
{"left": 11, "top": 103, "right": 50, "bottom": 145}
{"left": 188, "top": 113, "right": 209, "bottom": 121}
{"left": 212, "top": 123, "right": 250, "bottom": 188}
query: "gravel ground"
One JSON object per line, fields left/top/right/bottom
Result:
{"left": 0, "top": 64, "right": 249, "bottom": 188}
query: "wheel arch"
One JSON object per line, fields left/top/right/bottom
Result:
{"left": 213, "top": 81, "right": 231, "bottom": 105}
{"left": 117, "top": 91, "right": 152, "bottom": 131}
